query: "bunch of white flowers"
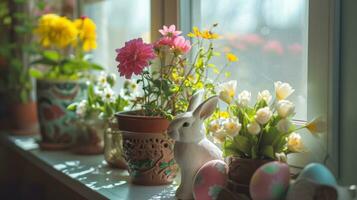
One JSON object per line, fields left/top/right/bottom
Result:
{"left": 207, "top": 117, "right": 242, "bottom": 144}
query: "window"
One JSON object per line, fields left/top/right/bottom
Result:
{"left": 193, "top": 0, "right": 308, "bottom": 120}
{"left": 83, "top": 0, "right": 151, "bottom": 87}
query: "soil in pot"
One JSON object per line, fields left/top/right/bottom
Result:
{"left": 9, "top": 101, "right": 39, "bottom": 136}
{"left": 36, "top": 79, "right": 87, "bottom": 150}
{"left": 115, "top": 111, "right": 178, "bottom": 185}
{"left": 227, "top": 157, "right": 272, "bottom": 196}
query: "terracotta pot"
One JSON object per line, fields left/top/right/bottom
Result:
{"left": 36, "top": 79, "right": 87, "bottom": 150}
{"left": 227, "top": 157, "right": 272, "bottom": 196}
{"left": 104, "top": 120, "right": 127, "bottom": 169}
{"left": 115, "top": 111, "right": 178, "bottom": 185}
{"left": 72, "top": 119, "right": 105, "bottom": 155}
{"left": 9, "top": 101, "right": 39, "bottom": 136}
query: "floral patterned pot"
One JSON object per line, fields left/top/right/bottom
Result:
{"left": 227, "top": 157, "right": 272, "bottom": 197}
{"left": 72, "top": 118, "right": 105, "bottom": 155}
{"left": 36, "top": 79, "right": 87, "bottom": 150}
{"left": 104, "top": 119, "right": 127, "bottom": 169}
{"left": 115, "top": 111, "right": 178, "bottom": 185}
{"left": 9, "top": 101, "right": 39, "bottom": 136}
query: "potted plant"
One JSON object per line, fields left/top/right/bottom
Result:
{"left": 114, "top": 24, "right": 237, "bottom": 185}
{"left": 30, "top": 14, "right": 102, "bottom": 150}
{"left": 0, "top": 0, "right": 42, "bottom": 135}
{"left": 67, "top": 72, "right": 130, "bottom": 156}
{"left": 207, "top": 81, "right": 325, "bottom": 196}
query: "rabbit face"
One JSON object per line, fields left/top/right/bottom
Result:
{"left": 168, "top": 96, "right": 219, "bottom": 143}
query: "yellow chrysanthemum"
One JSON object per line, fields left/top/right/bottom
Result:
{"left": 226, "top": 53, "right": 238, "bottom": 62}
{"left": 74, "top": 17, "right": 97, "bottom": 51}
{"left": 201, "top": 30, "right": 219, "bottom": 39}
{"left": 35, "top": 14, "right": 78, "bottom": 49}
{"left": 187, "top": 26, "right": 201, "bottom": 38}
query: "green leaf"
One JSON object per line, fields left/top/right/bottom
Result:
{"left": 233, "top": 135, "right": 251, "bottom": 154}
{"left": 43, "top": 50, "right": 60, "bottom": 62}
{"left": 67, "top": 103, "right": 78, "bottom": 111}
{"left": 261, "top": 145, "right": 275, "bottom": 159}
{"left": 29, "top": 68, "right": 44, "bottom": 79}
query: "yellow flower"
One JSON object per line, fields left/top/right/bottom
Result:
{"left": 35, "top": 14, "right": 78, "bottom": 49}
{"left": 226, "top": 53, "right": 238, "bottom": 62}
{"left": 218, "top": 111, "right": 230, "bottom": 119}
{"left": 287, "top": 132, "right": 304, "bottom": 152}
{"left": 201, "top": 30, "right": 219, "bottom": 39}
{"left": 74, "top": 17, "right": 97, "bottom": 51}
{"left": 187, "top": 26, "right": 201, "bottom": 38}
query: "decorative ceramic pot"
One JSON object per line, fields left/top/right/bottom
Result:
{"left": 115, "top": 111, "right": 178, "bottom": 186}
{"left": 104, "top": 119, "right": 127, "bottom": 169}
{"left": 9, "top": 101, "right": 39, "bottom": 136}
{"left": 36, "top": 79, "right": 87, "bottom": 150}
{"left": 72, "top": 118, "right": 105, "bottom": 155}
{"left": 227, "top": 157, "right": 272, "bottom": 196}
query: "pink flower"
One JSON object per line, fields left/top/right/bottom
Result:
{"left": 173, "top": 36, "right": 191, "bottom": 54}
{"left": 159, "top": 25, "right": 182, "bottom": 37}
{"left": 154, "top": 36, "right": 174, "bottom": 49}
{"left": 115, "top": 38, "right": 156, "bottom": 79}
{"left": 263, "top": 40, "right": 284, "bottom": 55}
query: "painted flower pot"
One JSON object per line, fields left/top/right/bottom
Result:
{"left": 227, "top": 157, "right": 272, "bottom": 197}
{"left": 104, "top": 119, "right": 127, "bottom": 169}
{"left": 9, "top": 101, "right": 39, "bottom": 136}
{"left": 72, "top": 118, "right": 105, "bottom": 155}
{"left": 115, "top": 111, "right": 178, "bottom": 185}
{"left": 36, "top": 79, "right": 87, "bottom": 150}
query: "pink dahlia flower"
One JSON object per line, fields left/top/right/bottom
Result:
{"left": 173, "top": 36, "right": 191, "bottom": 54}
{"left": 115, "top": 38, "right": 155, "bottom": 79}
{"left": 159, "top": 25, "right": 182, "bottom": 37}
{"left": 154, "top": 36, "right": 174, "bottom": 49}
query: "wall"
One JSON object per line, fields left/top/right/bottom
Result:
{"left": 339, "top": 0, "right": 357, "bottom": 185}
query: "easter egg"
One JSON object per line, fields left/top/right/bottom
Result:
{"left": 250, "top": 161, "right": 290, "bottom": 200}
{"left": 193, "top": 160, "right": 228, "bottom": 200}
{"left": 297, "top": 163, "right": 337, "bottom": 186}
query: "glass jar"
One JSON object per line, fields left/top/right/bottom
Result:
{"left": 104, "top": 120, "right": 127, "bottom": 169}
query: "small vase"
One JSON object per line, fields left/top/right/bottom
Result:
{"left": 9, "top": 101, "right": 39, "bottom": 136}
{"left": 115, "top": 111, "right": 178, "bottom": 186}
{"left": 104, "top": 119, "right": 127, "bottom": 169}
{"left": 72, "top": 118, "right": 105, "bottom": 155}
{"left": 227, "top": 157, "right": 272, "bottom": 197}
{"left": 36, "top": 79, "right": 87, "bottom": 150}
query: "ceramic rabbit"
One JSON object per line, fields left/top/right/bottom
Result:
{"left": 168, "top": 90, "right": 223, "bottom": 200}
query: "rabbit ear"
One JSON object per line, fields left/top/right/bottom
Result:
{"left": 193, "top": 96, "right": 218, "bottom": 120}
{"left": 187, "top": 89, "right": 205, "bottom": 111}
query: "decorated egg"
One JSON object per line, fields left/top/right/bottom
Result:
{"left": 193, "top": 160, "right": 228, "bottom": 200}
{"left": 250, "top": 161, "right": 290, "bottom": 200}
{"left": 297, "top": 163, "right": 337, "bottom": 186}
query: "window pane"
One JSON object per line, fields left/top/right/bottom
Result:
{"left": 198, "top": 0, "right": 308, "bottom": 120}
{"left": 83, "top": 0, "right": 151, "bottom": 86}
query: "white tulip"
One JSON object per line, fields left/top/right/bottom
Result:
{"left": 247, "top": 121, "right": 261, "bottom": 135}
{"left": 277, "top": 118, "right": 292, "bottom": 133}
{"left": 218, "top": 80, "right": 237, "bottom": 104}
{"left": 212, "top": 129, "right": 227, "bottom": 144}
{"left": 238, "top": 90, "right": 251, "bottom": 107}
{"left": 276, "top": 100, "right": 295, "bottom": 118}
{"left": 306, "top": 117, "right": 326, "bottom": 134}
{"left": 222, "top": 118, "right": 241, "bottom": 137}
{"left": 257, "top": 90, "right": 272, "bottom": 104}
{"left": 287, "top": 132, "right": 304, "bottom": 152}
{"left": 76, "top": 100, "right": 88, "bottom": 117}
{"left": 255, "top": 107, "right": 273, "bottom": 125}
{"left": 274, "top": 81, "right": 295, "bottom": 100}
{"left": 207, "top": 119, "right": 221, "bottom": 133}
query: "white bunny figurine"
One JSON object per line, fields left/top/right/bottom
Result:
{"left": 168, "top": 90, "right": 223, "bottom": 200}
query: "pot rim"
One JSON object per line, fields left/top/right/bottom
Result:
{"left": 115, "top": 110, "right": 168, "bottom": 120}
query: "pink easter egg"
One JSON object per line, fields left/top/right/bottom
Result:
{"left": 193, "top": 160, "right": 228, "bottom": 200}
{"left": 250, "top": 161, "right": 290, "bottom": 200}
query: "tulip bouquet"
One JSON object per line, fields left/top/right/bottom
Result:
{"left": 208, "top": 81, "right": 325, "bottom": 160}
{"left": 30, "top": 14, "right": 102, "bottom": 80}
{"left": 115, "top": 24, "right": 237, "bottom": 119}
